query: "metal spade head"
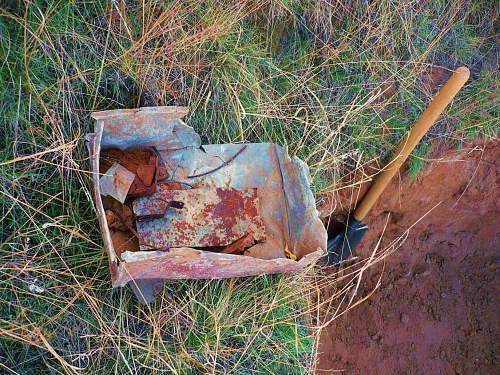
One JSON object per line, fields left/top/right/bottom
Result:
{"left": 324, "top": 217, "right": 368, "bottom": 265}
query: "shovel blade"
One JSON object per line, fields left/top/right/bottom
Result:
{"left": 325, "top": 217, "right": 368, "bottom": 265}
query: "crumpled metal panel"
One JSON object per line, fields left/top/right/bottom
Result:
{"left": 117, "top": 248, "right": 324, "bottom": 286}
{"left": 154, "top": 143, "right": 327, "bottom": 260}
{"left": 93, "top": 106, "right": 201, "bottom": 151}
{"left": 133, "top": 187, "right": 266, "bottom": 249}
{"left": 88, "top": 106, "right": 327, "bottom": 295}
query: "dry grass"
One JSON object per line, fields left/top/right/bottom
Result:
{"left": 0, "top": 0, "right": 497, "bottom": 373}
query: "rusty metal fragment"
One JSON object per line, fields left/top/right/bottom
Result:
{"left": 100, "top": 148, "right": 162, "bottom": 197}
{"left": 109, "top": 229, "right": 139, "bottom": 259}
{"left": 117, "top": 248, "right": 324, "bottom": 285}
{"left": 133, "top": 186, "right": 266, "bottom": 250}
{"left": 105, "top": 210, "right": 127, "bottom": 231}
{"left": 99, "top": 163, "right": 135, "bottom": 203}
{"left": 104, "top": 201, "right": 135, "bottom": 232}
{"left": 222, "top": 233, "right": 256, "bottom": 254}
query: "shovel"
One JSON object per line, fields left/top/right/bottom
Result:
{"left": 325, "top": 67, "right": 470, "bottom": 265}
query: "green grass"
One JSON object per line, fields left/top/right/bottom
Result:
{"left": 0, "top": 0, "right": 498, "bottom": 373}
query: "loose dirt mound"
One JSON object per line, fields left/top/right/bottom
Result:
{"left": 318, "top": 139, "right": 499, "bottom": 374}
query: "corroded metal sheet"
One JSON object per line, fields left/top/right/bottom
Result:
{"left": 88, "top": 106, "right": 327, "bottom": 297}
{"left": 92, "top": 106, "right": 201, "bottom": 151}
{"left": 116, "top": 248, "right": 324, "bottom": 286}
{"left": 133, "top": 187, "right": 266, "bottom": 250}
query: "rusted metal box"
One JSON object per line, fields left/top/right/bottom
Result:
{"left": 87, "top": 107, "right": 326, "bottom": 301}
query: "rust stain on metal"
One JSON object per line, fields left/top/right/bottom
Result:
{"left": 109, "top": 229, "right": 139, "bottom": 259}
{"left": 109, "top": 260, "right": 119, "bottom": 280}
{"left": 221, "top": 233, "right": 256, "bottom": 254}
{"left": 133, "top": 186, "right": 266, "bottom": 250}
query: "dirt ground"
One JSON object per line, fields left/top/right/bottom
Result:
{"left": 317, "top": 139, "right": 499, "bottom": 374}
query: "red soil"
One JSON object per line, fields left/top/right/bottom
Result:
{"left": 317, "top": 139, "right": 499, "bottom": 374}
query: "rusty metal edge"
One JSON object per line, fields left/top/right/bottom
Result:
{"left": 115, "top": 249, "right": 324, "bottom": 287}
{"left": 91, "top": 106, "right": 189, "bottom": 120}
{"left": 88, "top": 122, "right": 121, "bottom": 285}
{"left": 89, "top": 107, "right": 189, "bottom": 286}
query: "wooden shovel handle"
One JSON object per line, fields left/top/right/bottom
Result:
{"left": 353, "top": 67, "right": 470, "bottom": 221}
